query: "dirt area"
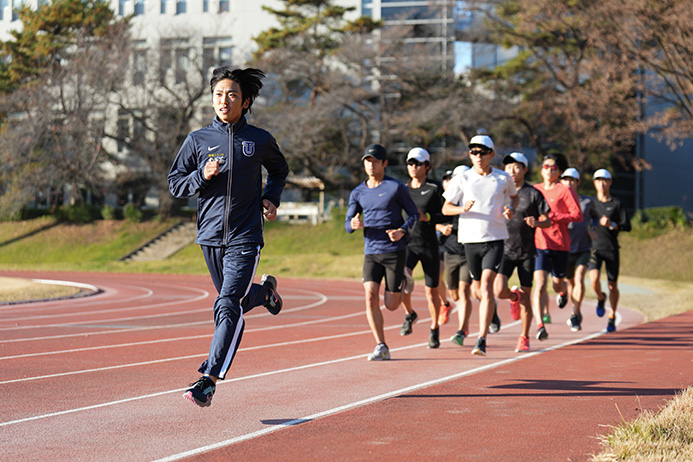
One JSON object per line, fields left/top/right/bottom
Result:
{"left": 0, "top": 277, "right": 82, "bottom": 303}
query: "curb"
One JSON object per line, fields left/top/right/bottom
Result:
{"left": 0, "top": 278, "right": 102, "bottom": 306}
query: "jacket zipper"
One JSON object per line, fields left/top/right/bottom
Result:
{"left": 222, "top": 124, "right": 233, "bottom": 247}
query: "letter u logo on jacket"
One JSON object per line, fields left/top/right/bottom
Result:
{"left": 242, "top": 141, "right": 255, "bottom": 157}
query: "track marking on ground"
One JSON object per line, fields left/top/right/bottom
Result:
{"left": 0, "top": 310, "right": 364, "bottom": 362}
{"left": 150, "top": 327, "right": 609, "bottom": 462}
{"left": 0, "top": 281, "right": 154, "bottom": 312}
{"left": 0, "top": 306, "right": 618, "bottom": 431}
{"left": 0, "top": 308, "right": 464, "bottom": 384}
{"left": 0, "top": 286, "right": 210, "bottom": 324}
{"left": 0, "top": 289, "right": 330, "bottom": 339}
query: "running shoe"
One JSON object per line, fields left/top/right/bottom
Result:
{"left": 542, "top": 314, "right": 552, "bottom": 324}
{"left": 567, "top": 313, "right": 582, "bottom": 332}
{"left": 438, "top": 302, "right": 451, "bottom": 325}
{"left": 596, "top": 295, "right": 606, "bottom": 318}
{"left": 400, "top": 311, "right": 418, "bottom": 335}
{"left": 556, "top": 292, "right": 568, "bottom": 309}
{"left": 489, "top": 304, "right": 501, "bottom": 333}
{"left": 536, "top": 325, "right": 549, "bottom": 341}
{"left": 509, "top": 286, "right": 521, "bottom": 321}
{"left": 261, "top": 274, "right": 282, "bottom": 315}
{"left": 428, "top": 328, "right": 440, "bottom": 349}
{"left": 403, "top": 270, "right": 415, "bottom": 294}
{"left": 515, "top": 335, "right": 530, "bottom": 353}
{"left": 471, "top": 337, "right": 487, "bottom": 356}
{"left": 183, "top": 376, "right": 216, "bottom": 407}
{"left": 606, "top": 316, "right": 616, "bottom": 333}
{"left": 450, "top": 330, "right": 467, "bottom": 346}
{"left": 368, "top": 343, "right": 391, "bottom": 361}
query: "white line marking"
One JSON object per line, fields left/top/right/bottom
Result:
{"left": 0, "top": 311, "right": 362, "bottom": 362}
{"left": 150, "top": 329, "right": 610, "bottom": 462}
{"left": 0, "top": 289, "right": 328, "bottom": 343}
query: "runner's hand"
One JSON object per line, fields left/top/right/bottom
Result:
{"left": 351, "top": 213, "right": 364, "bottom": 230}
{"left": 203, "top": 159, "right": 220, "bottom": 180}
{"left": 263, "top": 199, "right": 277, "bottom": 221}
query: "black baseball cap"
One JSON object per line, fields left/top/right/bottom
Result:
{"left": 361, "top": 144, "right": 387, "bottom": 161}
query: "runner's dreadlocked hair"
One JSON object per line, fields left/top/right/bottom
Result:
{"left": 210, "top": 67, "right": 266, "bottom": 117}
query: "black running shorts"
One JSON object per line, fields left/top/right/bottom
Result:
{"left": 362, "top": 250, "right": 407, "bottom": 293}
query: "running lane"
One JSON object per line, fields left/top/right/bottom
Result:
{"left": 0, "top": 270, "right": 673, "bottom": 462}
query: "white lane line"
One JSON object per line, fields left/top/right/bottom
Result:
{"left": 0, "top": 286, "right": 210, "bottom": 325}
{"left": 151, "top": 329, "right": 609, "bottom": 462}
{"left": 0, "top": 316, "right": 614, "bottom": 429}
{"left": 0, "top": 290, "right": 329, "bottom": 343}
{"left": 0, "top": 323, "right": 374, "bottom": 385}
{"left": 0, "top": 281, "right": 154, "bottom": 312}
{"left": 0, "top": 310, "right": 363, "bottom": 362}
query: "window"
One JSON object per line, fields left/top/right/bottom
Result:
{"left": 176, "top": 0, "right": 186, "bottom": 14}
{"left": 160, "top": 38, "right": 190, "bottom": 84}
{"left": 134, "top": 0, "right": 145, "bottom": 16}
{"left": 0, "top": 0, "right": 9, "bottom": 20}
{"left": 132, "top": 45, "right": 147, "bottom": 86}
{"left": 117, "top": 111, "right": 129, "bottom": 153}
{"left": 203, "top": 37, "right": 233, "bottom": 76}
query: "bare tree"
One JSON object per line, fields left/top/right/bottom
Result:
{"left": 0, "top": 0, "right": 130, "bottom": 217}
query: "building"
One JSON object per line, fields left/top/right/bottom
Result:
{"left": 2, "top": 0, "right": 690, "bottom": 213}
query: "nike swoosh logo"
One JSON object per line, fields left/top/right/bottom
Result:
{"left": 379, "top": 193, "right": 387, "bottom": 197}
{"left": 241, "top": 250, "right": 254, "bottom": 256}
{"left": 208, "top": 145, "right": 220, "bottom": 151}
{"left": 421, "top": 190, "right": 431, "bottom": 195}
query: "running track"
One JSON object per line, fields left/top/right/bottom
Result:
{"left": 1, "top": 270, "right": 692, "bottom": 461}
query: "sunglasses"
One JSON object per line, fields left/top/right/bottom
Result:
{"left": 407, "top": 160, "right": 424, "bottom": 166}
{"left": 542, "top": 164, "right": 559, "bottom": 171}
{"left": 469, "top": 150, "right": 491, "bottom": 156}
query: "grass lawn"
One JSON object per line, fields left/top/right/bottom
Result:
{"left": 0, "top": 216, "right": 691, "bottom": 461}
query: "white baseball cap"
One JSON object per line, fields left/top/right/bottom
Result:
{"left": 468, "top": 135, "right": 494, "bottom": 152}
{"left": 406, "top": 147, "right": 430, "bottom": 163}
{"left": 502, "top": 152, "right": 528, "bottom": 168}
{"left": 452, "top": 165, "right": 470, "bottom": 177}
{"left": 593, "top": 169, "right": 612, "bottom": 180}
{"left": 562, "top": 167, "right": 580, "bottom": 180}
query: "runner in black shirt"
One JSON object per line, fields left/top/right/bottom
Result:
{"left": 399, "top": 148, "right": 444, "bottom": 349}
{"left": 494, "top": 153, "right": 551, "bottom": 353}
{"left": 588, "top": 169, "right": 631, "bottom": 333}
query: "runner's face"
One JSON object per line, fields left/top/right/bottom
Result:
{"left": 469, "top": 148, "right": 493, "bottom": 171}
{"left": 541, "top": 159, "right": 560, "bottom": 183}
{"left": 213, "top": 79, "right": 247, "bottom": 124}
{"left": 363, "top": 157, "right": 386, "bottom": 178}
{"left": 504, "top": 162, "right": 526, "bottom": 184}
{"left": 560, "top": 177, "right": 578, "bottom": 191}
{"left": 594, "top": 178, "right": 611, "bottom": 194}
{"left": 406, "top": 160, "right": 427, "bottom": 180}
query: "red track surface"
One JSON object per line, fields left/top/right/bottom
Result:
{"left": 1, "top": 270, "right": 691, "bottom": 461}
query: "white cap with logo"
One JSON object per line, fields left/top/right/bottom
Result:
{"left": 468, "top": 135, "right": 494, "bottom": 151}
{"left": 502, "top": 152, "right": 528, "bottom": 167}
{"left": 593, "top": 169, "right": 612, "bottom": 180}
{"left": 406, "top": 147, "right": 430, "bottom": 163}
{"left": 562, "top": 167, "right": 580, "bottom": 180}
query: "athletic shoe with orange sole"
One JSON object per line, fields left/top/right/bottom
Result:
{"left": 438, "top": 302, "right": 451, "bottom": 325}
{"left": 515, "top": 335, "right": 530, "bottom": 353}
{"left": 509, "top": 286, "right": 521, "bottom": 321}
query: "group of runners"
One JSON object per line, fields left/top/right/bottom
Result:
{"left": 345, "top": 136, "right": 631, "bottom": 361}
{"left": 169, "top": 66, "right": 630, "bottom": 406}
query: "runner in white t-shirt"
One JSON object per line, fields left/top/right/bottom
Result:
{"left": 443, "top": 135, "right": 518, "bottom": 356}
